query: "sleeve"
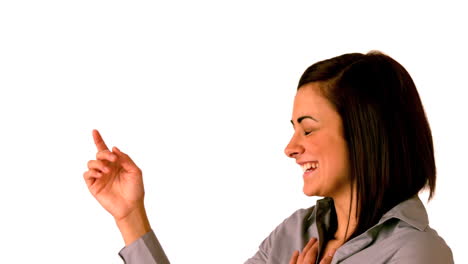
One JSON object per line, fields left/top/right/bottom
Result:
{"left": 118, "top": 229, "right": 170, "bottom": 264}
{"left": 243, "top": 226, "right": 276, "bottom": 264}
{"left": 244, "top": 206, "right": 315, "bottom": 264}
{"left": 243, "top": 207, "right": 311, "bottom": 264}
{"left": 388, "top": 231, "right": 454, "bottom": 264}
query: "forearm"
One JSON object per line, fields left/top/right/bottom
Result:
{"left": 115, "top": 203, "right": 151, "bottom": 246}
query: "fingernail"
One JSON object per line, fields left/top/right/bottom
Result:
{"left": 328, "top": 249, "right": 336, "bottom": 257}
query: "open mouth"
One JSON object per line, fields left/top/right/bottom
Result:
{"left": 301, "top": 161, "right": 319, "bottom": 173}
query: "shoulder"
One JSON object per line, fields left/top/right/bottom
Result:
{"left": 245, "top": 206, "right": 316, "bottom": 263}
{"left": 278, "top": 204, "right": 321, "bottom": 238}
{"left": 264, "top": 205, "right": 316, "bottom": 240}
{"left": 259, "top": 205, "right": 317, "bottom": 248}
{"left": 390, "top": 224, "right": 453, "bottom": 263}
{"left": 282, "top": 206, "right": 316, "bottom": 226}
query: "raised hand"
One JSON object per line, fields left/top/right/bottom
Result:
{"left": 84, "top": 129, "right": 150, "bottom": 245}
{"left": 289, "top": 238, "right": 335, "bottom": 264}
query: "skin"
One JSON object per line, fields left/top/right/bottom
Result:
{"left": 84, "top": 130, "right": 150, "bottom": 246}
{"left": 284, "top": 82, "right": 358, "bottom": 263}
{"left": 83, "top": 82, "right": 356, "bottom": 262}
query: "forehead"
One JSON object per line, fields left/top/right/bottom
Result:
{"left": 292, "top": 83, "right": 330, "bottom": 117}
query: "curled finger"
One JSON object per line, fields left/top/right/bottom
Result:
{"left": 298, "top": 238, "right": 317, "bottom": 263}
{"left": 319, "top": 249, "right": 336, "bottom": 264}
{"left": 96, "top": 150, "right": 117, "bottom": 163}
{"left": 84, "top": 169, "right": 103, "bottom": 179}
{"left": 289, "top": 250, "right": 299, "bottom": 264}
{"left": 87, "top": 160, "right": 110, "bottom": 173}
{"left": 303, "top": 239, "right": 319, "bottom": 263}
{"left": 83, "top": 170, "right": 102, "bottom": 187}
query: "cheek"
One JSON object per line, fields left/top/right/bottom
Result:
{"left": 328, "top": 141, "right": 350, "bottom": 181}
{"left": 320, "top": 138, "right": 350, "bottom": 180}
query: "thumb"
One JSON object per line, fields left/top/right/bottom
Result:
{"left": 112, "top": 146, "right": 139, "bottom": 172}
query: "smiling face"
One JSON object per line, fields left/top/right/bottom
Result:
{"left": 284, "top": 82, "right": 351, "bottom": 198}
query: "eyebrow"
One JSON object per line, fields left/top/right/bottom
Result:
{"left": 290, "top": 115, "right": 319, "bottom": 127}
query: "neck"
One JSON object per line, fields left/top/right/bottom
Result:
{"left": 331, "top": 187, "right": 358, "bottom": 242}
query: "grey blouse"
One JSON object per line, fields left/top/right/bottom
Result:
{"left": 119, "top": 196, "right": 453, "bottom": 263}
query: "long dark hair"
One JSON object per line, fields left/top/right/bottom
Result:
{"left": 298, "top": 51, "right": 436, "bottom": 240}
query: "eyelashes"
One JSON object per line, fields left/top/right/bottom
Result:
{"left": 291, "top": 127, "right": 316, "bottom": 136}
{"left": 303, "top": 128, "right": 318, "bottom": 135}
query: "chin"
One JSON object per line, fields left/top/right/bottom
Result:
{"left": 303, "top": 186, "right": 317, "bottom": 197}
{"left": 303, "top": 184, "right": 327, "bottom": 197}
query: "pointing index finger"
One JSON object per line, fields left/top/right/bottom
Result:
{"left": 92, "top": 129, "right": 109, "bottom": 151}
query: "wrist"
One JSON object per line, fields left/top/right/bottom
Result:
{"left": 115, "top": 203, "right": 151, "bottom": 246}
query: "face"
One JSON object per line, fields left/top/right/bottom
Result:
{"left": 284, "top": 82, "right": 351, "bottom": 198}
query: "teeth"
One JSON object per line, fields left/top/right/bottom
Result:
{"left": 301, "top": 161, "right": 319, "bottom": 172}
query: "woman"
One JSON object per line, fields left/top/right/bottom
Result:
{"left": 84, "top": 51, "right": 454, "bottom": 263}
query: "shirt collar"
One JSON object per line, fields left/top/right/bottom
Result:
{"left": 378, "top": 195, "right": 429, "bottom": 231}
{"left": 309, "top": 195, "right": 429, "bottom": 232}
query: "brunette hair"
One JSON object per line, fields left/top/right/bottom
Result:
{"left": 298, "top": 51, "right": 436, "bottom": 240}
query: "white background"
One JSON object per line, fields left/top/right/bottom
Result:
{"left": 0, "top": 1, "right": 466, "bottom": 263}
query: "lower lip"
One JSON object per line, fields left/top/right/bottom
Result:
{"left": 303, "top": 168, "right": 318, "bottom": 178}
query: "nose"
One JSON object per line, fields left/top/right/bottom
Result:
{"left": 284, "top": 133, "right": 305, "bottom": 159}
